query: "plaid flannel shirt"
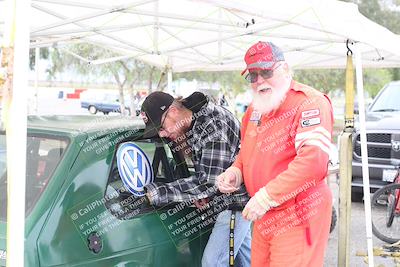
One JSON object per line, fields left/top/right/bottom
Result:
{"left": 145, "top": 101, "right": 250, "bottom": 210}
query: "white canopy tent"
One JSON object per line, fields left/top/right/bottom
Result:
{"left": 2, "top": 0, "right": 400, "bottom": 266}
{"left": 1, "top": 0, "right": 398, "bottom": 71}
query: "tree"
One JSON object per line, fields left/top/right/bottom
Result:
{"left": 29, "top": 47, "right": 49, "bottom": 70}
{"left": 174, "top": 71, "right": 248, "bottom": 96}
{"left": 362, "top": 68, "right": 393, "bottom": 97}
{"left": 293, "top": 69, "right": 345, "bottom": 94}
{"left": 47, "top": 43, "right": 161, "bottom": 114}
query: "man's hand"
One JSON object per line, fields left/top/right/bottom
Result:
{"left": 194, "top": 198, "right": 209, "bottom": 209}
{"left": 242, "top": 196, "right": 268, "bottom": 221}
{"left": 217, "top": 166, "right": 243, "bottom": 193}
{"left": 242, "top": 187, "right": 279, "bottom": 221}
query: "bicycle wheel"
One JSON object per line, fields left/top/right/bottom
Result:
{"left": 371, "top": 183, "right": 400, "bottom": 244}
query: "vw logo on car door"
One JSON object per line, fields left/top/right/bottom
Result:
{"left": 117, "top": 142, "right": 154, "bottom": 196}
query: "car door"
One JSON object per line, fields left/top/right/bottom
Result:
{"left": 37, "top": 136, "right": 210, "bottom": 267}
{"left": 98, "top": 139, "right": 208, "bottom": 267}
{"left": 101, "top": 94, "right": 120, "bottom": 113}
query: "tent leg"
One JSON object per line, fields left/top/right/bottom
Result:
{"left": 354, "top": 42, "right": 374, "bottom": 267}
{"left": 4, "top": 0, "right": 30, "bottom": 265}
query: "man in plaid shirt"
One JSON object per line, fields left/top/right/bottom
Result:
{"left": 141, "top": 91, "right": 251, "bottom": 267}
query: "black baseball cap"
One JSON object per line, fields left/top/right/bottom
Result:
{"left": 140, "top": 91, "right": 174, "bottom": 133}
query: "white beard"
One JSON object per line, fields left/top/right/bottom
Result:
{"left": 251, "top": 81, "right": 291, "bottom": 114}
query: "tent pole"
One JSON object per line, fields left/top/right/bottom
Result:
{"left": 31, "top": 3, "right": 152, "bottom": 54}
{"left": 32, "top": 0, "right": 238, "bottom": 28}
{"left": 32, "top": 0, "right": 155, "bottom": 33}
{"left": 32, "top": 7, "right": 119, "bottom": 33}
{"left": 161, "top": 20, "right": 319, "bottom": 54}
{"left": 32, "top": 20, "right": 343, "bottom": 44}
{"left": 199, "top": 0, "right": 349, "bottom": 40}
{"left": 160, "top": 26, "right": 214, "bottom": 63}
{"left": 218, "top": 8, "right": 222, "bottom": 64}
{"left": 167, "top": 67, "right": 172, "bottom": 94}
{"left": 153, "top": 0, "right": 159, "bottom": 54}
{"left": 3, "top": 0, "right": 30, "bottom": 265}
{"left": 32, "top": 0, "right": 110, "bottom": 9}
{"left": 354, "top": 42, "right": 374, "bottom": 267}
{"left": 31, "top": 22, "right": 154, "bottom": 37}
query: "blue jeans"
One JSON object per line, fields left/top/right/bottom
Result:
{"left": 202, "top": 210, "right": 252, "bottom": 267}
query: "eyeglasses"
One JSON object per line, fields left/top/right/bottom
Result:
{"left": 245, "top": 64, "right": 281, "bottom": 83}
{"left": 159, "top": 107, "right": 171, "bottom": 132}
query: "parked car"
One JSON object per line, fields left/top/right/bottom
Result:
{"left": 351, "top": 81, "right": 400, "bottom": 201}
{"left": 81, "top": 93, "right": 143, "bottom": 115}
{"left": 0, "top": 115, "right": 212, "bottom": 266}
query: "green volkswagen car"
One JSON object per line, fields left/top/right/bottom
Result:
{"left": 0, "top": 115, "right": 215, "bottom": 267}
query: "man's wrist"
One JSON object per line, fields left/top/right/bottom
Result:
{"left": 254, "top": 187, "right": 279, "bottom": 210}
{"left": 144, "top": 183, "right": 160, "bottom": 206}
{"left": 143, "top": 186, "right": 153, "bottom": 205}
{"left": 144, "top": 193, "right": 151, "bottom": 205}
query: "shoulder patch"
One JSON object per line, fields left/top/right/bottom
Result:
{"left": 301, "top": 109, "right": 320, "bottom": 118}
{"left": 250, "top": 110, "right": 261, "bottom": 122}
{"left": 301, "top": 117, "right": 321, "bottom": 128}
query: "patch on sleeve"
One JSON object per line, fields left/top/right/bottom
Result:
{"left": 250, "top": 111, "right": 261, "bottom": 122}
{"left": 301, "top": 109, "right": 320, "bottom": 118}
{"left": 301, "top": 117, "right": 321, "bottom": 128}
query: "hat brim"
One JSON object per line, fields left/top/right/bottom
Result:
{"left": 241, "top": 61, "right": 275, "bottom": 75}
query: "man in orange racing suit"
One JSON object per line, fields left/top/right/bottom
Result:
{"left": 217, "top": 41, "right": 334, "bottom": 267}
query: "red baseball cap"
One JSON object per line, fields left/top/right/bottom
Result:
{"left": 241, "top": 41, "right": 285, "bottom": 75}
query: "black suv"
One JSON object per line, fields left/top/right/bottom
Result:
{"left": 352, "top": 81, "right": 400, "bottom": 201}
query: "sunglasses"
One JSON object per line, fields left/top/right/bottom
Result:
{"left": 244, "top": 64, "right": 282, "bottom": 83}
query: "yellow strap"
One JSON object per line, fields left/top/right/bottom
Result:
{"left": 344, "top": 54, "right": 354, "bottom": 129}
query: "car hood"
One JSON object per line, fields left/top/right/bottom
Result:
{"left": 355, "top": 112, "right": 400, "bottom": 131}
{"left": 0, "top": 221, "right": 5, "bottom": 266}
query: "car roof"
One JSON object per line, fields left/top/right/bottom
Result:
{"left": 28, "top": 115, "right": 145, "bottom": 136}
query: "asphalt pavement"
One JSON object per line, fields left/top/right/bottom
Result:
{"left": 325, "top": 180, "right": 397, "bottom": 267}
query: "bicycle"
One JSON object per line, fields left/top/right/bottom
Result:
{"left": 371, "top": 167, "right": 400, "bottom": 244}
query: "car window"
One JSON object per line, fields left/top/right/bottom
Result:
{"left": 103, "top": 93, "right": 118, "bottom": 101}
{"left": 0, "top": 134, "right": 69, "bottom": 220}
{"left": 104, "top": 139, "right": 189, "bottom": 220}
{"left": 369, "top": 84, "right": 400, "bottom": 112}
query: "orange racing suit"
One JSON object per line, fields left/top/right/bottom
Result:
{"left": 233, "top": 81, "right": 333, "bottom": 267}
